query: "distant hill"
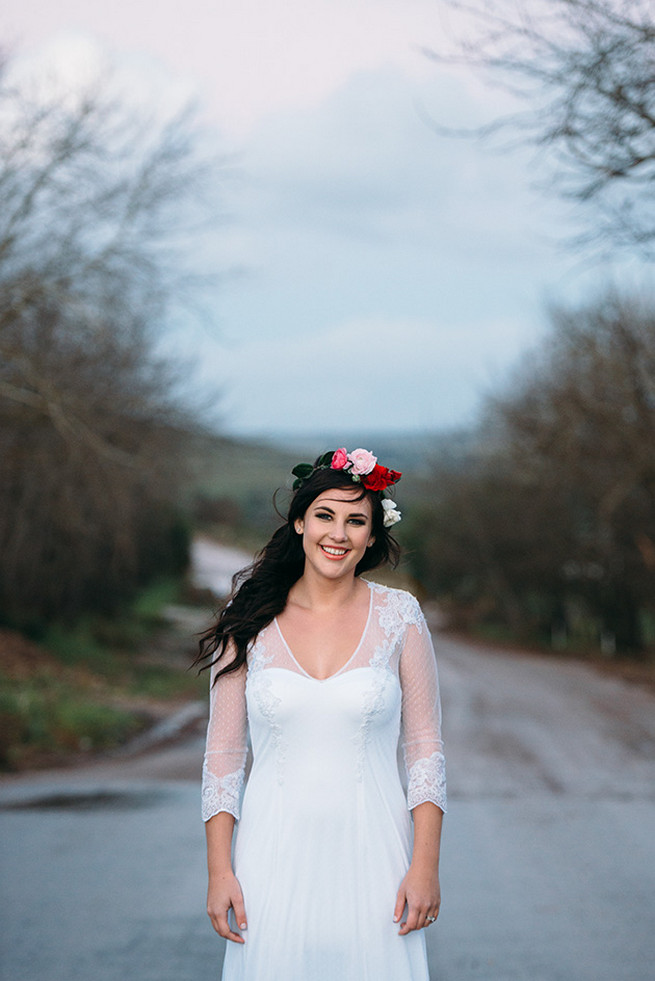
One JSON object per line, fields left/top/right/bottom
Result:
{"left": 260, "top": 429, "right": 478, "bottom": 477}
{"left": 184, "top": 428, "right": 479, "bottom": 539}
{"left": 183, "top": 431, "right": 300, "bottom": 538}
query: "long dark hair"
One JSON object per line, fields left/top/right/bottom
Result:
{"left": 194, "top": 463, "right": 401, "bottom": 683}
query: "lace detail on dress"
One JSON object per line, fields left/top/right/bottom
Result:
{"left": 370, "top": 640, "right": 391, "bottom": 671}
{"left": 406, "top": 751, "right": 447, "bottom": 813}
{"left": 375, "top": 586, "right": 424, "bottom": 642}
{"left": 355, "top": 641, "right": 394, "bottom": 781}
{"left": 248, "top": 634, "right": 286, "bottom": 785}
{"left": 201, "top": 761, "right": 245, "bottom": 821}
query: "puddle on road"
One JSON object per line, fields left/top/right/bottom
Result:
{"left": 0, "top": 788, "right": 168, "bottom": 811}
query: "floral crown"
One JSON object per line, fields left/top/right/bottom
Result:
{"left": 291, "top": 448, "right": 402, "bottom": 527}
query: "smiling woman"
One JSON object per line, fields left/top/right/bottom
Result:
{"left": 194, "top": 448, "right": 446, "bottom": 981}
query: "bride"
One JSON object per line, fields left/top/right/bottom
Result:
{"left": 196, "top": 447, "right": 446, "bottom": 981}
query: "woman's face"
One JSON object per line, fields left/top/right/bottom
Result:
{"left": 294, "top": 487, "right": 375, "bottom": 581}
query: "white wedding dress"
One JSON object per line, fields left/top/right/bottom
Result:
{"left": 202, "top": 581, "right": 447, "bottom": 981}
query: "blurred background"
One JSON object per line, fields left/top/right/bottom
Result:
{"left": 0, "top": 2, "right": 654, "bottom": 980}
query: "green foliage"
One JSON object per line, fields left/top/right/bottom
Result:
{"left": 0, "top": 569, "right": 209, "bottom": 771}
{"left": 41, "top": 574, "right": 187, "bottom": 666}
{"left": 33, "top": 622, "right": 206, "bottom": 699}
{"left": 186, "top": 434, "right": 297, "bottom": 538}
{"left": 130, "top": 578, "right": 183, "bottom": 622}
{"left": 291, "top": 463, "right": 315, "bottom": 480}
{"left": 127, "top": 664, "right": 206, "bottom": 700}
{"left": 43, "top": 623, "right": 122, "bottom": 675}
{"left": 0, "top": 675, "right": 147, "bottom": 770}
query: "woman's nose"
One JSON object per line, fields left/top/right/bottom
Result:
{"left": 329, "top": 523, "right": 348, "bottom": 541}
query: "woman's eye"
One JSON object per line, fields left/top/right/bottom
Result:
{"left": 316, "top": 512, "right": 331, "bottom": 520}
{"left": 349, "top": 518, "right": 365, "bottom": 526}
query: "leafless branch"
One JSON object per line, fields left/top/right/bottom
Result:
{"left": 426, "top": 0, "right": 655, "bottom": 256}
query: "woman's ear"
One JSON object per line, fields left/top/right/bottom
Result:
{"left": 367, "top": 536, "right": 375, "bottom": 547}
{"left": 295, "top": 520, "right": 304, "bottom": 535}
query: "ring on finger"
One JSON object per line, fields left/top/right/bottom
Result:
{"left": 426, "top": 914, "right": 437, "bottom": 923}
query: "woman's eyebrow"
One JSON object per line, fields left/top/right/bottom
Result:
{"left": 313, "top": 504, "right": 368, "bottom": 518}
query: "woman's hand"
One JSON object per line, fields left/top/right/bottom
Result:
{"left": 393, "top": 864, "right": 441, "bottom": 935}
{"left": 207, "top": 870, "right": 248, "bottom": 944}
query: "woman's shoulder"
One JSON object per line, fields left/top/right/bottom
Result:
{"left": 365, "top": 580, "right": 425, "bottom": 629}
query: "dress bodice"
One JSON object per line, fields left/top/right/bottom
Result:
{"left": 201, "top": 582, "right": 446, "bottom": 822}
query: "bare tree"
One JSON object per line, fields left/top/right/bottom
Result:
{"left": 0, "top": 55, "right": 222, "bottom": 624}
{"left": 493, "top": 292, "right": 655, "bottom": 649}
{"left": 410, "top": 292, "right": 655, "bottom": 653}
{"left": 425, "top": 0, "right": 655, "bottom": 255}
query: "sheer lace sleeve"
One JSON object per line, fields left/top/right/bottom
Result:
{"left": 201, "top": 648, "right": 248, "bottom": 822}
{"left": 399, "top": 605, "right": 447, "bottom": 814}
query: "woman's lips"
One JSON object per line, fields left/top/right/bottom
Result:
{"left": 320, "top": 545, "right": 350, "bottom": 559}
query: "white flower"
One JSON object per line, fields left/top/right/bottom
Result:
{"left": 381, "top": 499, "right": 401, "bottom": 527}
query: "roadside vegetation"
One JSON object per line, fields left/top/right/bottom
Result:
{"left": 0, "top": 50, "right": 221, "bottom": 770}
{"left": 410, "top": 0, "right": 655, "bottom": 661}
{"left": 0, "top": 578, "right": 209, "bottom": 771}
{"left": 405, "top": 294, "right": 655, "bottom": 661}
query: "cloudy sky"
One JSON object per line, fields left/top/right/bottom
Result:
{"left": 1, "top": 0, "right": 643, "bottom": 438}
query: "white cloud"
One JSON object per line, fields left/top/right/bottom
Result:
{"left": 227, "top": 62, "right": 570, "bottom": 273}
{"left": 195, "top": 312, "right": 540, "bottom": 435}
{"left": 2, "top": 0, "right": 462, "bottom": 139}
{"left": 5, "top": 0, "right": 641, "bottom": 441}
{"left": 8, "top": 31, "right": 198, "bottom": 120}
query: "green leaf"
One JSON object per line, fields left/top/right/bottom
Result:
{"left": 291, "top": 463, "right": 314, "bottom": 479}
{"left": 317, "top": 451, "right": 334, "bottom": 467}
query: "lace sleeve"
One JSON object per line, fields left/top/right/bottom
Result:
{"left": 399, "top": 605, "right": 447, "bottom": 814}
{"left": 201, "top": 648, "right": 248, "bottom": 822}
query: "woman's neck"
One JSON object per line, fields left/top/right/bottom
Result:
{"left": 289, "top": 568, "right": 365, "bottom": 613}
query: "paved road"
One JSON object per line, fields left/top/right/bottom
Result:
{"left": 431, "top": 634, "right": 655, "bottom": 981}
{"left": 2, "top": 593, "right": 655, "bottom": 979}
{"left": 190, "top": 539, "right": 253, "bottom": 598}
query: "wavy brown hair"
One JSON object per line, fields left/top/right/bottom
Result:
{"left": 194, "top": 462, "right": 401, "bottom": 683}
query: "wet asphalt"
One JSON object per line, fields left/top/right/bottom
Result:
{"left": 2, "top": 544, "right": 654, "bottom": 980}
{"left": 2, "top": 633, "right": 654, "bottom": 980}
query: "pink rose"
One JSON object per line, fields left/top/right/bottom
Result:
{"left": 348, "top": 448, "right": 377, "bottom": 476}
{"left": 331, "top": 447, "right": 349, "bottom": 470}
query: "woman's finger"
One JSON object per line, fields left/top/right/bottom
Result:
{"left": 231, "top": 891, "right": 248, "bottom": 933}
{"left": 398, "top": 905, "right": 421, "bottom": 935}
{"left": 393, "top": 888, "right": 406, "bottom": 924}
{"left": 211, "top": 908, "right": 245, "bottom": 944}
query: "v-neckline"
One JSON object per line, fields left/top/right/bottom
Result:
{"left": 274, "top": 581, "right": 374, "bottom": 683}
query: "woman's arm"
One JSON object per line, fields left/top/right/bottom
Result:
{"left": 396, "top": 600, "right": 447, "bottom": 934}
{"left": 201, "top": 650, "right": 249, "bottom": 943}
{"left": 205, "top": 812, "right": 248, "bottom": 943}
{"left": 394, "top": 801, "right": 443, "bottom": 934}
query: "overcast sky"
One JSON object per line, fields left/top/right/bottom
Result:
{"left": 2, "top": 0, "right": 645, "bottom": 438}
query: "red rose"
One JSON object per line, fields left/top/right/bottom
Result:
{"left": 361, "top": 465, "right": 402, "bottom": 491}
